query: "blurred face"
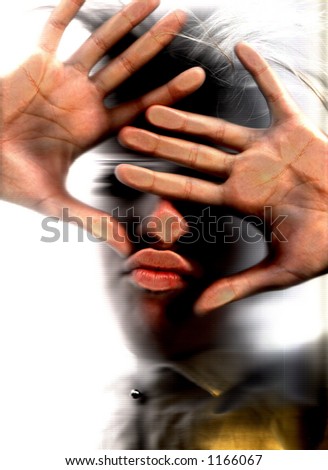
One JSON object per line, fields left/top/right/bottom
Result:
{"left": 93, "top": 157, "right": 266, "bottom": 360}
{"left": 90, "top": 45, "right": 269, "bottom": 360}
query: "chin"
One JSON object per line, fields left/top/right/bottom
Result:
{"left": 108, "top": 275, "right": 222, "bottom": 360}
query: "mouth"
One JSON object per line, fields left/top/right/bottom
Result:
{"left": 123, "top": 248, "right": 202, "bottom": 292}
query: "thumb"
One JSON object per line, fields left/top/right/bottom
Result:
{"left": 39, "top": 192, "right": 132, "bottom": 257}
{"left": 194, "top": 259, "right": 299, "bottom": 315}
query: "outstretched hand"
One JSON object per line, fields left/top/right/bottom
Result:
{"left": 116, "top": 42, "right": 328, "bottom": 311}
{"left": 0, "top": 0, "right": 205, "bottom": 255}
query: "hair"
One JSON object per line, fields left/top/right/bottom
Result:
{"left": 37, "top": 1, "right": 327, "bottom": 111}
{"left": 73, "top": 0, "right": 327, "bottom": 111}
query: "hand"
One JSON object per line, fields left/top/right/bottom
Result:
{"left": 116, "top": 42, "right": 328, "bottom": 310}
{"left": 0, "top": 0, "right": 205, "bottom": 256}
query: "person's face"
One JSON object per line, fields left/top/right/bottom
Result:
{"left": 90, "top": 42, "right": 269, "bottom": 360}
{"left": 93, "top": 155, "right": 266, "bottom": 360}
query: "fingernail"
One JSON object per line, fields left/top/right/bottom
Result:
{"left": 194, "top": 287, "right": 236, "bottom": 316}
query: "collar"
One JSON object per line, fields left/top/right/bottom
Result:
{"left": 142, "top": 347, "right": 253, "bottom": 398}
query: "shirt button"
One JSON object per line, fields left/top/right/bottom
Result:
{"left": 130, "top": 389, "right": 144, "bottom": 400}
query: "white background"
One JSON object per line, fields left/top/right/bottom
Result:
{"left": 0, "top": 1, "right": 327, "bottom": 468}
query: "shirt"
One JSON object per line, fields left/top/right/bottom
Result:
{"left": 102, "top": 341, "right": 328, "bottom": 450}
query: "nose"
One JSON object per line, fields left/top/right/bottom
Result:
{"left": 139, "top": 199, "right": 188, "bottom": 249}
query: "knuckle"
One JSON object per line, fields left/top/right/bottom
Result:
{"left": 92, "top": 76, "right": 107, "bottom": 95}
{"left": 119, "top": 55, "right": 137, "bottom": 76}
{"left": 152, "top": 135, "right": 162, "bottom": 155}
{"left": 181, "top": 114, "right": 190, "bottom": 132}
{"left": 70, "top": 61, "right": 87, "bottom": 74}
{"left": 183, "top": 178, "right": 193, "bottom": 200}
{"left": 226, "top": 278, "right": 239, "bottom": 298}
{"left": 164, "top": 83, "right": 176, "bottom": 103}
{"left": 39, "top": 43, "right": 54, "bottom": 54}
{"left": 91, "top": 33, "right": 108, "bottom": 53}
{"left": 147, "top": 171, "right": 156, "bottom": 191}
{"left": 71, "top": 0, "right": 85, "bottom": 6}
{"left": 246, "top": 130, "right": 260, "bottom": 146}
{"left": 187, "top": 145, "right": 200, "bottom": 168}
{"left": 119, "top": 9, "right": 137, "bottom": 29}
{"left": 48, "top": 17, "right": 67, "bottom": 32}
{"left": 215, "top": 183, "right": 225, "bottom": 204}
{"left": 252, "top": 64, "right": 269, "bottom": 78}
{"left": 223, "top": 153, "right": 234, "bottom": 173}
{"left": 148, "top": 27, "right": 173, "bottom": 47}
{"left": 214, "top": 122, "right": 226, "bottom": 144}
{"left": 266, "top": 91, "right": 284, "bottom": 104}
{"left": 131, "top": 97, "right": 145, "bottom": 115}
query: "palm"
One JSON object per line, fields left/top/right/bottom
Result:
{"left": 2, "top": 53, "right": 106, "bottom": 210}
{"left": 227, "top": 120, "right": 326, "bottom": 215}
{"left": 0, "top": 0, "right": 205, "bottom": 255}
{"left": 4, "top": 52, "right": 108, "bottom": 165}
{"left": 224, "top": 116, "right": 328, "bottom": 281}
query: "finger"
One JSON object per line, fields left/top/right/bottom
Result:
{"left": 115, "top": 164, "right": 226, "bottom": 205}
{"left": 92, "top": 10, "right": 186, "bottom": 95}
{"left": 194, "top": 260, "right": 299, "bottom": 315}
{"left": 37, "top": 191, "right": 132, "bottom": 256}
{"left": 68, "top": 0, "right": 159, "bottom": 72}
{"left": 109, "top": 67, "right": 206, "bottom": 129}
{"left": 235, "top": 42, "right": 299, "bottom": 121}
{"left": 118, "top": 127, "right": 234, "bottom": 177}
{"left": 146, "top": 105, "right": 259, "bottom": 149}
{"left": 39, "top": 0, "right": 86, "bottom": 54}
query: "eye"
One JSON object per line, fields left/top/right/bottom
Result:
{"left": 94, "top": 172, "right": 143, "bottom": 199}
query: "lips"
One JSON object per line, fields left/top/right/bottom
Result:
{"left": 124, "top": 248, "right": 201, "bottom": 292}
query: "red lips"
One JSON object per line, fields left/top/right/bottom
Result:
{"left": 124, "top": 248, "right": 201, "bottom": 292}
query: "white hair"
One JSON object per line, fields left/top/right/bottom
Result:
{"left": 34, "top": 0, "right": 322, "bottom": 109}
{"left": 177, "top": 0, "right": 327, "bottom": 107}
{"left": 72, "top": 0, "right": 327, "bottom": 109}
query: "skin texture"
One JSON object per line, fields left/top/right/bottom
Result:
{"left": 0, "top": 0, "right": 205, "bottom": 256}
{"left": 116, "top": 42, "right": 328, "bottom": 314}
{"left": 1, "top": 1, "right": 327, "bottom": 323}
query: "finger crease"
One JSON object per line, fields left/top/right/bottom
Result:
{"left": 71, "top": 0, "right": 85, "bottom": 7}
{"left": 131, "top": 97, "right": 145, "bottom": 114}
{"left": 93, "top": 76, "right": 107, "bottom": 95}
{"left": 39, "top": 43, "right": 55, "bottom": 54}
{"left": 91, "top": 33, "right": 109, "bottom": 53}
{"left": 48, "top": 17, "right": 68, "bottom": 32}
{"left": 253, "top": 64, "right": 269, "bottom": 78}
{"left": 183, "top": 178, "right": 193, "bottom": 200}
{"left": 215, "top": 122, "right": 226, "bottom": 144}
{"left": 188, "top": 145, "right": 199, "bottom": 168}
{"left": 223, "top": 153, "right": 234, "bottom": 173}
{"left": 226, "top": 278, "right": 239, "bottom": 298}
{"left": 70, "top": 61, "right": 87, "bottom": 74}
{"left": 266, "top": 91, "right": 284, "bottom": 104}
{"left": 166, "top": 82, "right": 176, "bottom": 102}
{"left": 120, "top": 9, "right": 137, "bottom": 29}
{"left": 119, "top": 55, "right": 137, "bottom": 76}
{"left": 147, "top": 171, "right": 155, "bottom": 191}
{"left": 149, "top": 28, "right": 173, "bottom": 46}
{"left": 181, "top": 114, "right": 189, "bottom": 132}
